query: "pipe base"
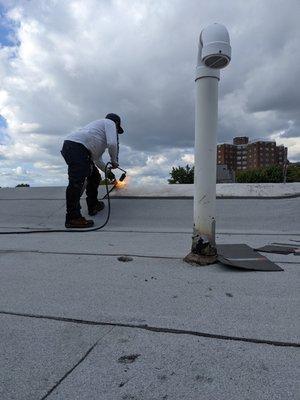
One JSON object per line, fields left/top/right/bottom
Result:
{"left": 184, "top": 251, "right": 218, "bottom": 266}
{"left": 184, "top": 232, "right": 218, "bottom": 266}
{"left": 191, "top": 232, "right": 217, "bottom": 255}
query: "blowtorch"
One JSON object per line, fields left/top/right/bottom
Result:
{"left": 118, "top": 167, "right": 127, "bottom": 182}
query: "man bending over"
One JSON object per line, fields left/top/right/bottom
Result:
{"left": 61, "top": 113, "right": 124, "bottom": 228}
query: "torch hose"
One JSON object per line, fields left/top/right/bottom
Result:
{"left": 0, "top": 162, "right": 124, "bottom": 235}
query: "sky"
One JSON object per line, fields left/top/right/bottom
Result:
{"left": 0, "top": 0, "right": 299, "bottom": 187}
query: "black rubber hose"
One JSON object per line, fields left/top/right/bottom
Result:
{"left": 0, "top": 162, "right": 115, "bottom": 235}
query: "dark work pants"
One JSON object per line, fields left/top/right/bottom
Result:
{"left": 61, "top": 140, "right": 101, "bottom": 221}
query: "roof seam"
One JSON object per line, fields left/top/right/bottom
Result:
{"left": 1, "top": 249, "right": 300, "bottom": 264}
{"left": 1, "top": 310, "right": 299, "bottom": 349}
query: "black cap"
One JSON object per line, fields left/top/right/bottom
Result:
{"left": 105, "top": 113, "right": 124, "bottom": 134}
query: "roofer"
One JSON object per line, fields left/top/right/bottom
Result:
{"left": 61, "top": 113, "right": 124, "bottom": 228}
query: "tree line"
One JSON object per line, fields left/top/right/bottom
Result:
{"left": 168, "top": 164, "right": 300, "bottom": 183}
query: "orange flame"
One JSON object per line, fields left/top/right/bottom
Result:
{"left": 115, "top": 178, "right": 127, "bottom": 190}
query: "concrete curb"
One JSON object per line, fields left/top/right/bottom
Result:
{"left": 1, "top": 194, "right": 300, "bottom": 201}
{"left": 111, "top": 194, "right": 300, "bottom": 200}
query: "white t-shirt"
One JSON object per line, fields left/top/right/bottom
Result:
{"left": 65, "top": 118, "right": 118, "bottom": 171}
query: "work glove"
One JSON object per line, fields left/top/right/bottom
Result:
{"left": 107, "top": 170, "right": 116, "bottom": 182}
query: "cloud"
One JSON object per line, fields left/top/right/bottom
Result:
{"left": 0, "top": 0, "right": 299, "bottom": 186}
{"left": 270, "top": 132, "right": 300, "bottom": 162}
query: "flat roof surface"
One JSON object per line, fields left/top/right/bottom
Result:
{"left": 0, "top": 187, "right": 299, "bottom": 399}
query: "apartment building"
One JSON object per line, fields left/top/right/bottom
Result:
{"left": 247, "top": 140, "right": 277, "bottom": 169}
{"left": 234, "top": 137, "right": 249, "bottom": 171}
{"left": 276, "top": 145, "right": 288, "bottom": 165}
{"left": 216, "top": 143, "right": 236, "bottom": 170}
{"left": 217, "top": 137, "right": 288, "bottom": 171}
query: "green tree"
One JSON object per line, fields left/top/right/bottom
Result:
{"left": 168, "top": 165, "right": 194, "bottom": 184}
{"left": 236, "top": 165, "right": 284, "bottom": 183}
{"left": 286, "top": 164, "right": 300, "bottom": 182}
{"left": 16, "top": 183, "right": 30, "bottom": 187}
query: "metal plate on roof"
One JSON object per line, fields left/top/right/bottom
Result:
{"left": 217, "top": 244, "right": 283, "bottom": 271}
{"left": 254, "top": 245, "right": 296, "bottom": 255}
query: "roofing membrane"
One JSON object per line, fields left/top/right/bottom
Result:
{"left": 0, "top": 186, "right": 299, "bottom": 399}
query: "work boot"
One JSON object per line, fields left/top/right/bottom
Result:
{"left": 88, "top": 201, "right": 105, "bottom": 216}
{"left": 65, "top": 216, "right": 94, "bottom": 229}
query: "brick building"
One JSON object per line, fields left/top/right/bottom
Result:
{"left": 276, "top": 145, "right": 288, "bottom": 165}
{"left": 235, "top": 137, "right": 248, "bottom": 171}
{"left": 216, "top": 143, "right": 236, "bottom": 170}
{"left": 233, "top": 137, "right": 248, "bottom": 145}
{"left": 217, "top": 137, "right": 288, "bottom": 172}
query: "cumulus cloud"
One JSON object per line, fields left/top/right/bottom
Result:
{"left": 0, "top": 0, "right": 299, "bottom": 186}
